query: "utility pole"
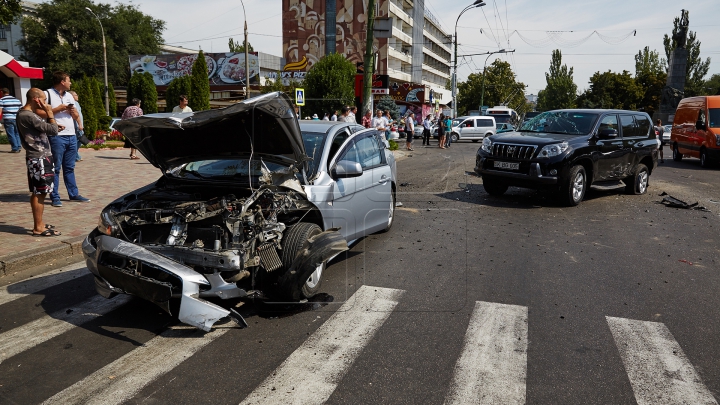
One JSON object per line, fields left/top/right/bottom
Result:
{"left": 362, "top": 0, "right": 376, "bottom": 119}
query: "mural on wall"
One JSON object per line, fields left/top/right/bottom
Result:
{"left": 282, "top": 0, "right": 389, "bottom": 75}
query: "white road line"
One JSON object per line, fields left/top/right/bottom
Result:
{"left": 41, "top": 325, "right": 230, "bottom": 405}
{"left": 445, "top": 301, "right": 528, "bottom": 405}
{"left": 0, "top": 294, "right": 130, "bottom": 365}
{"left": 606, "top": 316, "right": 718, "bottom": 405}
{"left": 239, "top": 285, "right": 405, "bottom": 405}
{"left": 0, "top": 262, "right": 88, "bottom": 306}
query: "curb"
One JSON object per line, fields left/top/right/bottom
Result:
{"left": 0, "top": 236, "right": 86, "bottom": 278}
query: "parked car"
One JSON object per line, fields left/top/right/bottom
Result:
{"left": 82, "top": 92, "right": 397, "bottom": 331}
{"left": 662, "top": 124, "right": 672, "bottom": 144}
{"left": 670, "top": 95, "right": 720, "bottom": 167}
{"left": 109, "top": 117, "right": 121, "bottom": 130}
{"left": 448, "top": 116, "right": 496, "bottom": 142}
{"left": 475, "top": 109, "right": 658, "bottom": 206}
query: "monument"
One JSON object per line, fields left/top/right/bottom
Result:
{"left": 656, "top": 10, "right": 689, "bottom": 124}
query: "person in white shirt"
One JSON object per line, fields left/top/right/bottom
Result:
{"left": 422, "top": 114, "right": 432, "bottom": 146}
{"left": 404, "top": 113, "right": 415, "bottom": 151}
{"left": 172, "top": 95, "right": 193, "bottom": 113}
{"left": 371, "top": 110, "right": 388, "bottom": 134}
{"left": 330, "top": 111, "right": 338, "bottom": 121}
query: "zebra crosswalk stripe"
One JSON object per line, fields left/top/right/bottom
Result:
{"left": 0, "top": 262, "right": 88, "bottom": 306}
{"left": 0, "top": 294, "right": 130, "bottom": 365}
{"left": 444, "top": 301, "right": 528, "bottom": 405}
{"left": 41, "top": 325, "right": 230, "bottom": 405}
{"left": 606, "top": 316, "right": 718, "bottom": 405}
{"left": 239, "top": 285, "right": 405, "bottom": 405}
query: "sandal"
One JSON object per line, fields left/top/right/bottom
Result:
{"left": 32, "top": 229, "right": 62, "bottom": 237}
{"left": 130, "top": 155, "right": 140, "bottom": 160}
{"left": 45, "top": 224, "right": 55, "bottom": 229}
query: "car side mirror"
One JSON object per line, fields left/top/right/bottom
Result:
{"left": 696, "top": 121, "right": 706, "bottom": 131}
{"left": 598, "top": 128, "right": 618, "bottom": 139}
{"left": 331, "top": 160, "right": 363, "bottom": 179}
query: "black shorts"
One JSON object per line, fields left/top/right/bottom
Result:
{"left": 26, "top": 156, "right": 55, "bottom": 195}
{"left": 406, "top": 131, "right": 413, "bottom": 142}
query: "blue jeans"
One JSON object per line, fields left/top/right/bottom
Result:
{"left": 4, "top": 120, "right": 21, "bottom": 151}
{"left": 49, "top": 135, "right": 79, "bottom": 202}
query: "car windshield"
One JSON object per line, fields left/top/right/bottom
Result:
{"left": 452, "top": 119, "right": 464, "bottom": 127}
{"left": 709, "top": 108, "right": 720, "bottom": 128}
{"left": 301, "top": 131, "right": 328, "bottom": 178}
{"left": 520, "top": 111, "right": 599, "bottom": 135}
{"left": 170, "top": 159, "right": 288, "bottom": 180}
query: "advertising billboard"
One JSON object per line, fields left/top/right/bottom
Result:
{"left": 129, "top": 53, "right": 261, "bottom": 86}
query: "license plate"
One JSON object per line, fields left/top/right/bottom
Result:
{"left": 494, "top": 161, "right": 520, "bottom": 170}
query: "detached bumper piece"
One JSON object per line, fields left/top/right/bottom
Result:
{"left": 89, "top": 235, "right": 245, "bottom": 332}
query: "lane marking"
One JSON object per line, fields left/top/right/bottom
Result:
{"left": 239, "top": 285, "right": 405, "bottom": 405}
{"left": 445, "top": 301, "right": 528, "bottom": 405}
{"left": 607, "top": 316, "right": 718, "bottom": 405}
{"left": 0, "top": 262, "right": 88, "bottom": 306}
{"left": 41, "top": 325, "right": 230, "bottom": 405}
{"left": 0, "top": 295, "right": 130, "bottom": 365}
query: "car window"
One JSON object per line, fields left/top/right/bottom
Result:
{"left": 351, "top": 125, "right": 365, "bottom": 133}
{"left": 464, "top": 120, "right": 474, "bottom": 127}
{"left": 301, "top": 131, "right": 328, "bottom": 177}
{"left": 599, "top": 115, "right": 619, "bottom": 134}
{"left": 478, "top": 119, "right": 493, "bottom": 127}
{"left": 327, "top": 129, "right": 352, "bottom": 170}
{"left": 620, "top": 115, "right": 636, "bottom": 138}
{"left": 709, "top": 108, "right": 720, "bottom": 128}
{"left": 354, "top": 135, "right": 383, "bottom": 169}
{"left": 634, "top": 114, "right": 652, "bottom": 137}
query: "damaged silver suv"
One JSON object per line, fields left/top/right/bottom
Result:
{"left": 82, "top": 92, "right": 397, "bottom": 331}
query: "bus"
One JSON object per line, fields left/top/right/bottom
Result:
{"left": 485, "top": 106, "right": 518, "bottom": 125}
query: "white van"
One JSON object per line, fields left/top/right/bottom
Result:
{"left": 449, "top": 115, "right": 496, "bottom": 142}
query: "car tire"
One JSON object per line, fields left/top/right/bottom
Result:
{"left": 700, "top": 148, "right": 710, "bottom": 168}
{"left": 672, "top": 143, "right": 683, "bottom": 161}
{"left": 379, "top": 189, "right": 395, "bottom": 233}
{"left": 482, "top": 176, "right": 509, "bottom": 196}
{"left": 450, "top": 133, "right": 459, "bottom": 142}
{"left": 625, "top": 163, "right": 648, "bottom": 195}
{"left": 280, "top": 222, "right": 324, "bottom": 299}
{"left": 562, "top": 165, "right": 586, "bottom": 206}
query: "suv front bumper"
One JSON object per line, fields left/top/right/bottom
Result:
{"left": 474, "top": 155, "right": 561, "bottom": 186}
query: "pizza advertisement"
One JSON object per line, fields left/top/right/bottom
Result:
{"left": 129, "top": 52, "right": 261, "bottom": 86}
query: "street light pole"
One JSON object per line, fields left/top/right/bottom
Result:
{"left": 86, "top": 7, "right": 109, "bottom": 116}
{"left": 239, "top": 0, "right": 249, "bottom": 100}
{"left": 480, "top": 49, "right": 514, "bottom": 110}
{"left": 453, "top": 0, "right": 485, "bottom": 119}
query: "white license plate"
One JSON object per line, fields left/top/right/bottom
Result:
{"left": 494, "top": 161, "right": 520, "bottom": 170}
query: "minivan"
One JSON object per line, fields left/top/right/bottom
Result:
{"left": 670, "top": 95, "right": 720, "bottom": 167}
{"left": 449, "top": 115, "right": 496, "bottom": 142}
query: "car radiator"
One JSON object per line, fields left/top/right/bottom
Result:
{"left": 257, "top": 243, "right": 283, "bottom": 272}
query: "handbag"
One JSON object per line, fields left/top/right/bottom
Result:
{"left": 76, "top": 130, "right": 90, "bottom": 145}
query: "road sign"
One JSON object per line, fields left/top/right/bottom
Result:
{"left": 295, "top": 88, "right": 305, "bottom": 106}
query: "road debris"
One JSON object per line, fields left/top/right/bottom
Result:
{"left": 658, "top": 192, "right": 710, "bottom": 212}
{"left": 678, "top": 259, "right": 693, "bottom": 265}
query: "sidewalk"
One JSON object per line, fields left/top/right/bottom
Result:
{"left": 0, "top": 143, "right": 161, "bottom": 276}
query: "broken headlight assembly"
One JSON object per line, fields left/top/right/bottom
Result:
{"left": 537, "top": 141, "right": 570, "bottom": 158}
{"left": 481, "top": 137, "right": 493, "bottom": 153}
{"left": 97, "top": 210, "right": 118, "bottom": 236}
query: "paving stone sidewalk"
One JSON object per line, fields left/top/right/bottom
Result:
{"left": 0, "top": 143, "right": 161, "bottom": 273}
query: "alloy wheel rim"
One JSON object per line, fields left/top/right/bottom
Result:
{"left": 638, "top": 171, "right": 648, "bottom": 193}
{"left": 572, "top": 172, "right": 584, "bottom": 201}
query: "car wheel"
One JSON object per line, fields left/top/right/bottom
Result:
{"left": 672, "top": 143, "right": 683, "bottom": 161}
{"left": 700, "top": 148, "right": 710, "bottom": 168}
{"left": 472, "top": 139, "right": 479, "bottom": 143}
{"left": 625, "top": 163, "right": 648, "bottom": 195}
{"left": 563, "top": 165, "right": 586, "bottom": 206}
{"left": 482, "top": 176, "right": 509, "bottom": 196}
{"left": 280, "top": 222, "right": 324, "bottom": 299}
{"left": 450, "top": 133, "right": 459, "bottom": 142}
{"left": 379, "top": 189, "right": 395, "bottom": 233}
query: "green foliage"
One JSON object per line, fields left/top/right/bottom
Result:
{"left": 0, "top": 0, "right": 22, "bottom": 25}
{"left": 0, "top": 134, "right": 10, "bottom": 144}
{"left": 73, "top": 76, "right": 99, "bottom": 139}
{"left": 576, "top": 70, "right": 643, "bottom": 110}
{"left": 259, "top": 77, "right": 302, "bottom": 101}
{"left": 704, "top": 74, "right": 720, "bottom": 95}
{"left": 663, "top": 10, "right": 711, "bottom": 97}
{"left": 376, "top": 96, "right": 400, "bottom": 120}
{"left": 165, "top": 75, "right": 192, "bottom": 112}
{"left": 19, "top": 0, "right": 165, "bottom": 87}
{"left": 388, "top": 139, "right": 398, "bottom": 151}
{"left": 108, "top": 83, "right": 117, "bottom": 116}
{"left": 189, "top": 50, "right": 210, "bottom": 111}
{"left": 128, "top": 72, "right": 158, "bottom": 113}
{"left": 228, "top": 38, "right": 253, "bottom": 53}
{"left": 634, "top": 46, "right": 667, "bottom": 116}
{"left": 537, "top": 50, "right": 577, "bottom": 111}
{"left": 457, "top": 60, "right": 526, "bottom": 116}
{"left": 303, "top": 53, "right": 355, "bottom": 117}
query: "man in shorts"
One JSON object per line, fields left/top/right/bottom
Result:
{"left": 17, "top": 88, "right": 62, "bottom": 236}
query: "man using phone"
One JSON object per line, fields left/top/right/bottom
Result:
{"left": 35, "top": 71, "right": 90, "bottom": 207}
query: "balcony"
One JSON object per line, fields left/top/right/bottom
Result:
{"left": 422, "top": 63, "right": 450, "bottom": 79}
{"left": 389, "top": 1, "right": 412, "bottom": 27}
{"left": 423, "top": 29, "right": 451, "bottom": 54}
{"left": 422, "top": 47, "right": 450, "bottom": 66}
{"left": 387, "top": 67, "right": 412, "bottom": 83}
{"left": 388, "top": 47, "right": 412, "bottom": 64}
{"left": 392, "top": 27, "right": 412, "bottom": 46}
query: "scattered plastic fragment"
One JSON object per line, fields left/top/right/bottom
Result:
{"left": 678, "top": 259, "right": 693, "bottom": 265}
{"left": 658, "top": 192, "right": 710, "bottom": 212}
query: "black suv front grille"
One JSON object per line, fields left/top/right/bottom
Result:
{"left": 491, "top": 143, "right": 537, "bottom": 160}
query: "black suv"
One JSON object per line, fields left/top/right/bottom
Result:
{"left": 474, "top": 109, "right": 658, "bottom": 206}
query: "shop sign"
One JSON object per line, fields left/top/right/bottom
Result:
{"left": 129, "top": 52, "right": 260, "bottom": 86}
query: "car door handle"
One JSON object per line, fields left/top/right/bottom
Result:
{"left": 378, "top": 175, "right": 388, "bottom": 184}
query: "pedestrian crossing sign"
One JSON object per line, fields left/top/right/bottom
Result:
{"left": 295, "top": 88, "right": 305, "bottom": 106}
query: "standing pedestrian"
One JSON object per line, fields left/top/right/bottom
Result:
{"left": 172, "top": 95, "right": 192, "bottom": 113}
{"left": 38, "top": 71, "right": 89, "bottom": 207}
{"left": 384, "top": 110, "right": 394, "bottom": 140}
{"left": 437, "top": 113, "right": 446, "bottom": 149}
{"left": 322, "top": 113, "right": 329, "bottom": 121}
{"left": 349, "top": 106, "right": 357, "bottom": 123}
{"left": 444, "top": 115, "right": 453, "bottom": 148}
{"left": 68, "top": 91, "right": 84, "bottom": 162}
{"left": 0, "top": 88, "right": 23, "bottom": 153}
{"left": 361, "top": 110, "right": 372, "bottom": 128}
{"left": 330, "top": 111, "right": 338, "bottom": 121}
{"left": 340, "top": 106, "right": 352, "bottom": 122}
{"left": 18, "top": 88, "right": 61, "bottom": 236}
{"left": 422, "top": 114, "right": 432, "bottom": 146}
{"left": 121, "top": 98, "right": 143, "bottom": 159}
{"left": 655, "top": 118, "right": 665, "bottom": 163}
{"left": 371, "top": 109, "right": 388, "bottom": 134}
{"left": 404, "top": 112, "right": 415, "bottom": 151}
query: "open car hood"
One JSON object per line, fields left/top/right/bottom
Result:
{"left": 115, "top": 92, "right": 306, "bottom": 172}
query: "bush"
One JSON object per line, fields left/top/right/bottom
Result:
{"left": 304, "top": 53, "right": 355, "bottom": 118}
{"left": 388, "top": 139, "right": 398, "bottom": 150}
{"left": 189, "top": 50, "right": 210, "bottom": 111}
{"left": 165, "top": 75, "right": 191, "bottom": 112}
{"left": 128, "top": 71, "right": 158, "bottom": 114}
{"left": 98, "top": 115, "right": 112, "bottom": 132}
{"left": 0, "top": 134, "right": 8, "bottom": 144}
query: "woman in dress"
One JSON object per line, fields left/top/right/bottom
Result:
{"left": 121, "top": 98, "right": 143, "bottom": 159}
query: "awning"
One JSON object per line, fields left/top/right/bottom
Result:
{"left": 0, "top": 51, "right": 43, "bottom": 79}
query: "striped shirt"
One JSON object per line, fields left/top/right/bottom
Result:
{"left": 0, "top": 95, "right": 22, "bottom": 121}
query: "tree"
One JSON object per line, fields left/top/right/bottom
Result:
{"left": 576, "top": 70, "right": 643, "bottom": 110}
{"left": 19, "top": 0, "right": 165, "bottom": 87}
{"left": 108, "top": 83, "right": 117, "bottom": 117}
{"left": 189, "top": 50, "right": 210, "bottom": 111}
{"left": 228, "top": 38, "right": 253, "bottom": 53}
{"left": 537, "top": 50, "right": 577, "bottom": 111}
{"left": 634, "top": 46, "right": 667, "bottom": 116}
{"left": 73, "top": 77, "right": 99, "bottom": 139}
{"left": 165, "top": 75, "right": 192, "bottom": 112}
{"left": 303, "top": 53, "right": 355, "bottom": 117}
{"left": 128, "top": 72, "right": 158, "bottom": 114}
{"left": 457, "top": 60, "right": 526, "bottom": 116}
{"left": 376, "top": 96, "right": 400, "bottom": 120}
{"left": 704, "top": 74, "right": 720, "bottom": 95}
{"left": 663, "top": 10, "right": 711, "bottom": 97}
{"left": 0, "top": 0, "right": 22, "bottom": 25}
{"left": 259, "top": 76, "right": 302, "bottom": 98}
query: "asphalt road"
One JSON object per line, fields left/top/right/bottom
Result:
{"left": 1, "top": 140, "right": 719, "bottom": 404}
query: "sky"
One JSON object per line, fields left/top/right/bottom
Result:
{"left": 95, "top": 0, "right": 719, "bottom": 95}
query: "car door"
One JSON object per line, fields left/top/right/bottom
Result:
{"left": 459, "top": 119, "right": 475, "bottom": 139}
{"left": 595, "top": 114, "right": 624, "bottom": 180}
{"left": 628, "top": 114, "right": 653, "bottom": 171}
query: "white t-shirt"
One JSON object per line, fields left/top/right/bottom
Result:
{"left": 405, "top": 115, "right": 414, "bottom": 131}
{"left": 371, "top": 116, "right": 388, "bottom": 130}
{"left": 46, "top": 88, "right": 75, "bottom": 136}
{"left": 173, "top": 105, "right": 193, "bottom": 113}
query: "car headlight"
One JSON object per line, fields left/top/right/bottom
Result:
{"left": 481, "top": 137, "right": 493, "bottom": 153}
{"left": 97, "top": 211, "right": 117, "bottom": 236}
{"left": 538, "top": 142, "right": 570, "bottom": 158}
